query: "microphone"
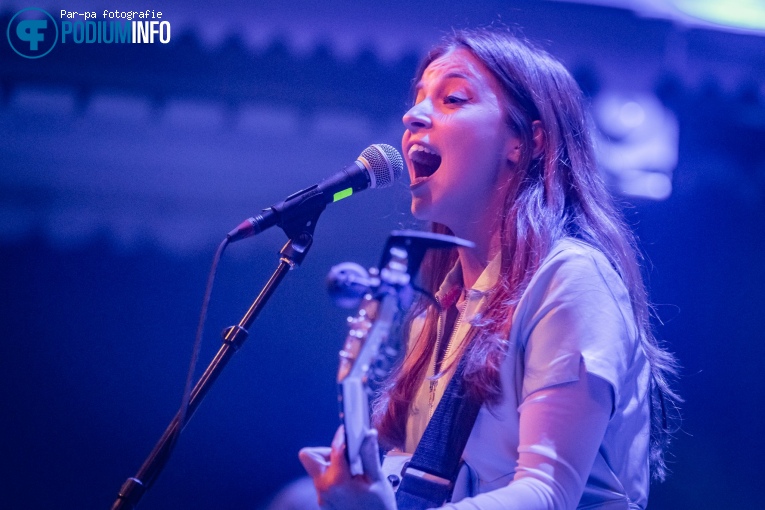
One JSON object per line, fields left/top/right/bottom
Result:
{"left": 227, "top": 144, "right": 403, "bottom": 242}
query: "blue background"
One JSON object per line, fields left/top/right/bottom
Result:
{"left": 1, "top": 1, "right": 764, "bottom": 508}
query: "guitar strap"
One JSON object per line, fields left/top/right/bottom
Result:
{"left": 395, "top": 352, "right": 483, "bottom": 510}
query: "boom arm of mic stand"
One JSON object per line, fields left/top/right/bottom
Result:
{"left": 111, "top": 212, "right": 320, "bottom": 510}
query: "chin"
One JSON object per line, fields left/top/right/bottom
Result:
{"left": 410, "top": 197, "right": 448, "bottom": 226}
{"left": 410, "top": 200, "right": 429, "bottom": 221}
{"left": 411, "top": 201, "right": 436, "bottom": 223}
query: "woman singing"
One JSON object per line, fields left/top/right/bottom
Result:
{"left": 299, "top": 28, "right": 678, "bottom": 510}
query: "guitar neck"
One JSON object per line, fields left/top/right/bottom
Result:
{"left": 337, "top": 291, "right": 398, "bottom": 475}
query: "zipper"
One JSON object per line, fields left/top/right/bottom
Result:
{"left": 428, "top": 292, "right": 468, "bottom": 418}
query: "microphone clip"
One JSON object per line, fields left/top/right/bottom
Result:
{"left": 227, "top": 184, "right": 327, "bottom": 249}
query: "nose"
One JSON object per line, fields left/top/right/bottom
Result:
{"left": 403, "top": 99, "right": 432, "bottom": 132}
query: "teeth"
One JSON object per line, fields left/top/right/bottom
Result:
{"left": 408, "top": 143, "right": 438, "bottom": 158}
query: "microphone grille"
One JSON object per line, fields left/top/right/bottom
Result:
{"left": 360, "top": 144, "right": 403, "bottom": 189}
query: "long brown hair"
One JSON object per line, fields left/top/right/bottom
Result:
{"left": 373, "top": 28, "right": 679, "bottom": 482}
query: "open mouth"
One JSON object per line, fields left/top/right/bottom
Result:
{"left": 408, "top": 143, "right": 442, "bottom": 183}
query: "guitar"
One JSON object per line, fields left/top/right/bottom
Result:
{"left": 336, "top": 244, "right": 408, "bottom": 476}
{"left": 334, "top": 231, "right": 474, "bottom": 481}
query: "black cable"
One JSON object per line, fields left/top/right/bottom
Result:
{"left": 178, "top": 237, "right": 229, "bottom": 428}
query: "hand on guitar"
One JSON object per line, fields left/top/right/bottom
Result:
{"left": 299, "top": 426, "right": 397, "bottom": 510}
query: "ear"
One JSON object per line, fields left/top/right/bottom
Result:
{"left": 505, "top": 131, "right": 522, "bottom": 165}
{"left": 530, "top": 120, "right": 545, "bottom": 159}
{"left": 505, "top": 120, "right": 545, "bottom": 164}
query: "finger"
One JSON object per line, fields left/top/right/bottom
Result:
{"left": 305, "top": 446, "right": 333, "bottom": 460}
{"left": 329, "top": 425, "right": 352, "bottom": 479}
{"left": 329, "top": 425, "right": 346, "bottom": 463}
{"left": 359, "top": 428, "right": 384, "bottom": 481}
{"left": 331, "top": 425, "right": 345, "bottom": 450}
{"left": 299, "top": 447, "right": 331, "bottom": 479}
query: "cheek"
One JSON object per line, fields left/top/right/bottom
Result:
{"left": 450, "top": 109, "right": 506, "bottom": 150}
{"left": 446, "top": 126, "right": 507, "bottom": 180}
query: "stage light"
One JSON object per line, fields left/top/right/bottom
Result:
{"left": 592, "top": 91, "right": 679, "bottom": 200}
{"left": 550, "top": 0, "right": 765, "bottom": 34}
{"left": 671, "top": 0, "right": 765, "bottom": 32}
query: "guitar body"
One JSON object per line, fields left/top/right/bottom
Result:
{"left": 380, "top": 451, "right": 412, "bottom": 490}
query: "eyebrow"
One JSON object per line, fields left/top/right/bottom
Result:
{"left": 414, "top": 71, "right": 472, "bottom": 91}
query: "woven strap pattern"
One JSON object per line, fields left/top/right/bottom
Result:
{"left": 396, "top": 355, "right": 483, "bottom": 509}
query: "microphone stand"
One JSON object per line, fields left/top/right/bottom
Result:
{"left": 111, "top": 207, "right": 323, "bottom": 510}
